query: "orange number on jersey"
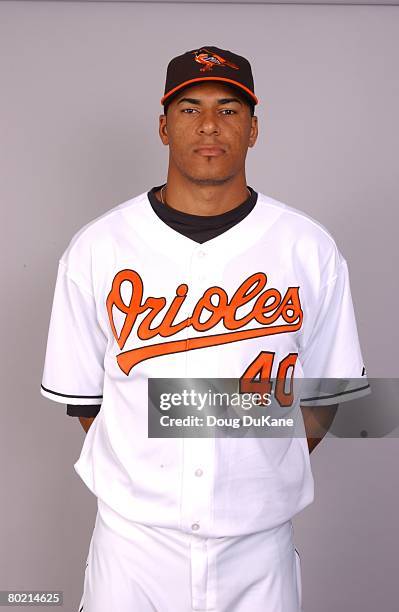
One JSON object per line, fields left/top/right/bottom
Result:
{"left": 239, "top": 351, "right": 274, "bottom": 405}
{"left": 239, "top": 352, "right": 298, "bottom": 408}
{"left": 275, "top": 353, "right": 298, "bottom": 407}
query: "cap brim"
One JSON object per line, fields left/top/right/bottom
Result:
{"left": 161, "top": 77, "right": 258, "bottom": 106}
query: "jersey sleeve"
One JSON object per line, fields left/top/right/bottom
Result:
{"left": 66, "top": 404, "right": 102, "bottom": 417}
{"left": 40, "top": 260, "right": 107, "bottom": 406}
{"left": 299, "top": 257, "right": 370, "bottom": 406}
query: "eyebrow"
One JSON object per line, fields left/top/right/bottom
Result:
{"left": 177, "top": 97, "right": 243, "bottom": 106}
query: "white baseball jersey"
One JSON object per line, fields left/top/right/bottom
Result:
{"left": 40, "top": 188, "right": 370, "bottom": 539}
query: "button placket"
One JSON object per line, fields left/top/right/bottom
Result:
{"left": 184, "top": 246, "right": 211, "bottom": 352}
{"left": 180, "top": 246, "right": 217, "bottom": 535}
{"left": 190, "top": 535, "right": 210, "bottom": 610}
{"left": 180, "top": 438, "right": 215, "bottom": 535}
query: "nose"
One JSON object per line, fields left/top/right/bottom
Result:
{"left": 197, "top": 110, "right": 221, "bottom": 136}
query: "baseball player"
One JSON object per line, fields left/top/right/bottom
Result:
{"left": 40, "top": 45, "right": 370, "bottom": 612}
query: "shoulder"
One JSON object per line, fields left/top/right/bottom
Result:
{"left": 257, "top": 191, "right": 337, "bottom": 244}
{"left": 61, "top": 190, "right": 147, "bottom": 259}
{"left": 58, "top": 190, "right": 148, "bottom": 288}
{"left": 256, "top": 191, "right": 346, "bottom": 283}
{"left": 61, "top": 191, "right": 147, "bottom": 263}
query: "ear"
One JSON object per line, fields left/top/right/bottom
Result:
{"left": 159, "top": 114, "right": 169, "bottom": 146}
{"left": 248, "top": 115, "right": 258, "bottom": 148}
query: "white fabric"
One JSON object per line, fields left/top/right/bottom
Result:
{"left": 77, "top": 507, "right": 302, "bottom": 612}
{"left": 40, "top": 262, "right": 106, "bottom": 405}
{"left": 40, "top": 189, "right": 370, "bottom": 539}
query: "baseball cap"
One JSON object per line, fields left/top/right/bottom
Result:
{"left": 161, "top": 45, "right": 258, "bottom": 110}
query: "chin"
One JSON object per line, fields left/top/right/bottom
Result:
{"left": 190, "top": 176, "right": 232, "bottom": 187}
{"left": 178, "top": 164, "right": 234, "bottom": 186}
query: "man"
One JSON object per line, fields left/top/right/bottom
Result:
{"left": 40, "top": 46, "right": 370, "bottom": 612}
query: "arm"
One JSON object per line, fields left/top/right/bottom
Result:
{"left": 78, "top": 416, "right": 96, "bottom": 433}
{"left": 66, "top": 404, "right": 101, "bottom": 433}
{"left": 300, "top": 403, "right": 339, "bottom": 453}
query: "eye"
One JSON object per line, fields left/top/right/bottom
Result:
{"left": 180, "top": 108, "right": 237, "bottom": 115}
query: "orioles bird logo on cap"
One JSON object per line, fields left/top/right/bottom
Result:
{"left": 192, "top": 48, "right": 240, "bottom": 72}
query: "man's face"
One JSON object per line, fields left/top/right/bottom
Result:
{"left": 159, "top": 82, "right": 258, "bottom": 187}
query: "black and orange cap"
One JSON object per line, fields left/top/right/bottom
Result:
{"left": 161, "top": 45, "right": 259, "bottom": 108}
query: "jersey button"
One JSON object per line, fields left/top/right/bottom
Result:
{"left": 191, "top": 522, "right": 200, "bottom": 531}
{"left": 197, "top": 250, "right": 206, "bottom": 258}
{"left": 195, "top": 468, "right": 203, "bottom": 477}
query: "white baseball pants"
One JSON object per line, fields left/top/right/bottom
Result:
{"left": 77, "top": 511, "right": 303, "bottom": 612}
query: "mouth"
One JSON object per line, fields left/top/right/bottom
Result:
{"left": 195, "top": 147, "right": 225, "bottom": 157}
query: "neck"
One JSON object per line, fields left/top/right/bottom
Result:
{"left": 158, "top": 174, "right": 251, "bottom": 216}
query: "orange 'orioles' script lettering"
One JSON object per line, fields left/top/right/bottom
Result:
{"left": 106, "top": 270, "right": 303, "bottom": 376}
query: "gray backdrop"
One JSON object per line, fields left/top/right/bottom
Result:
{"left": 1, "top": 1, "right": 398, "bottom": 611}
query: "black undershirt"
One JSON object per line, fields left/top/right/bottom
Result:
{"left": 147, "top": 183, "right": 258, "bottom": 243}
{"left": 67, "top": 184, "right": 258, "bottom": 417}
